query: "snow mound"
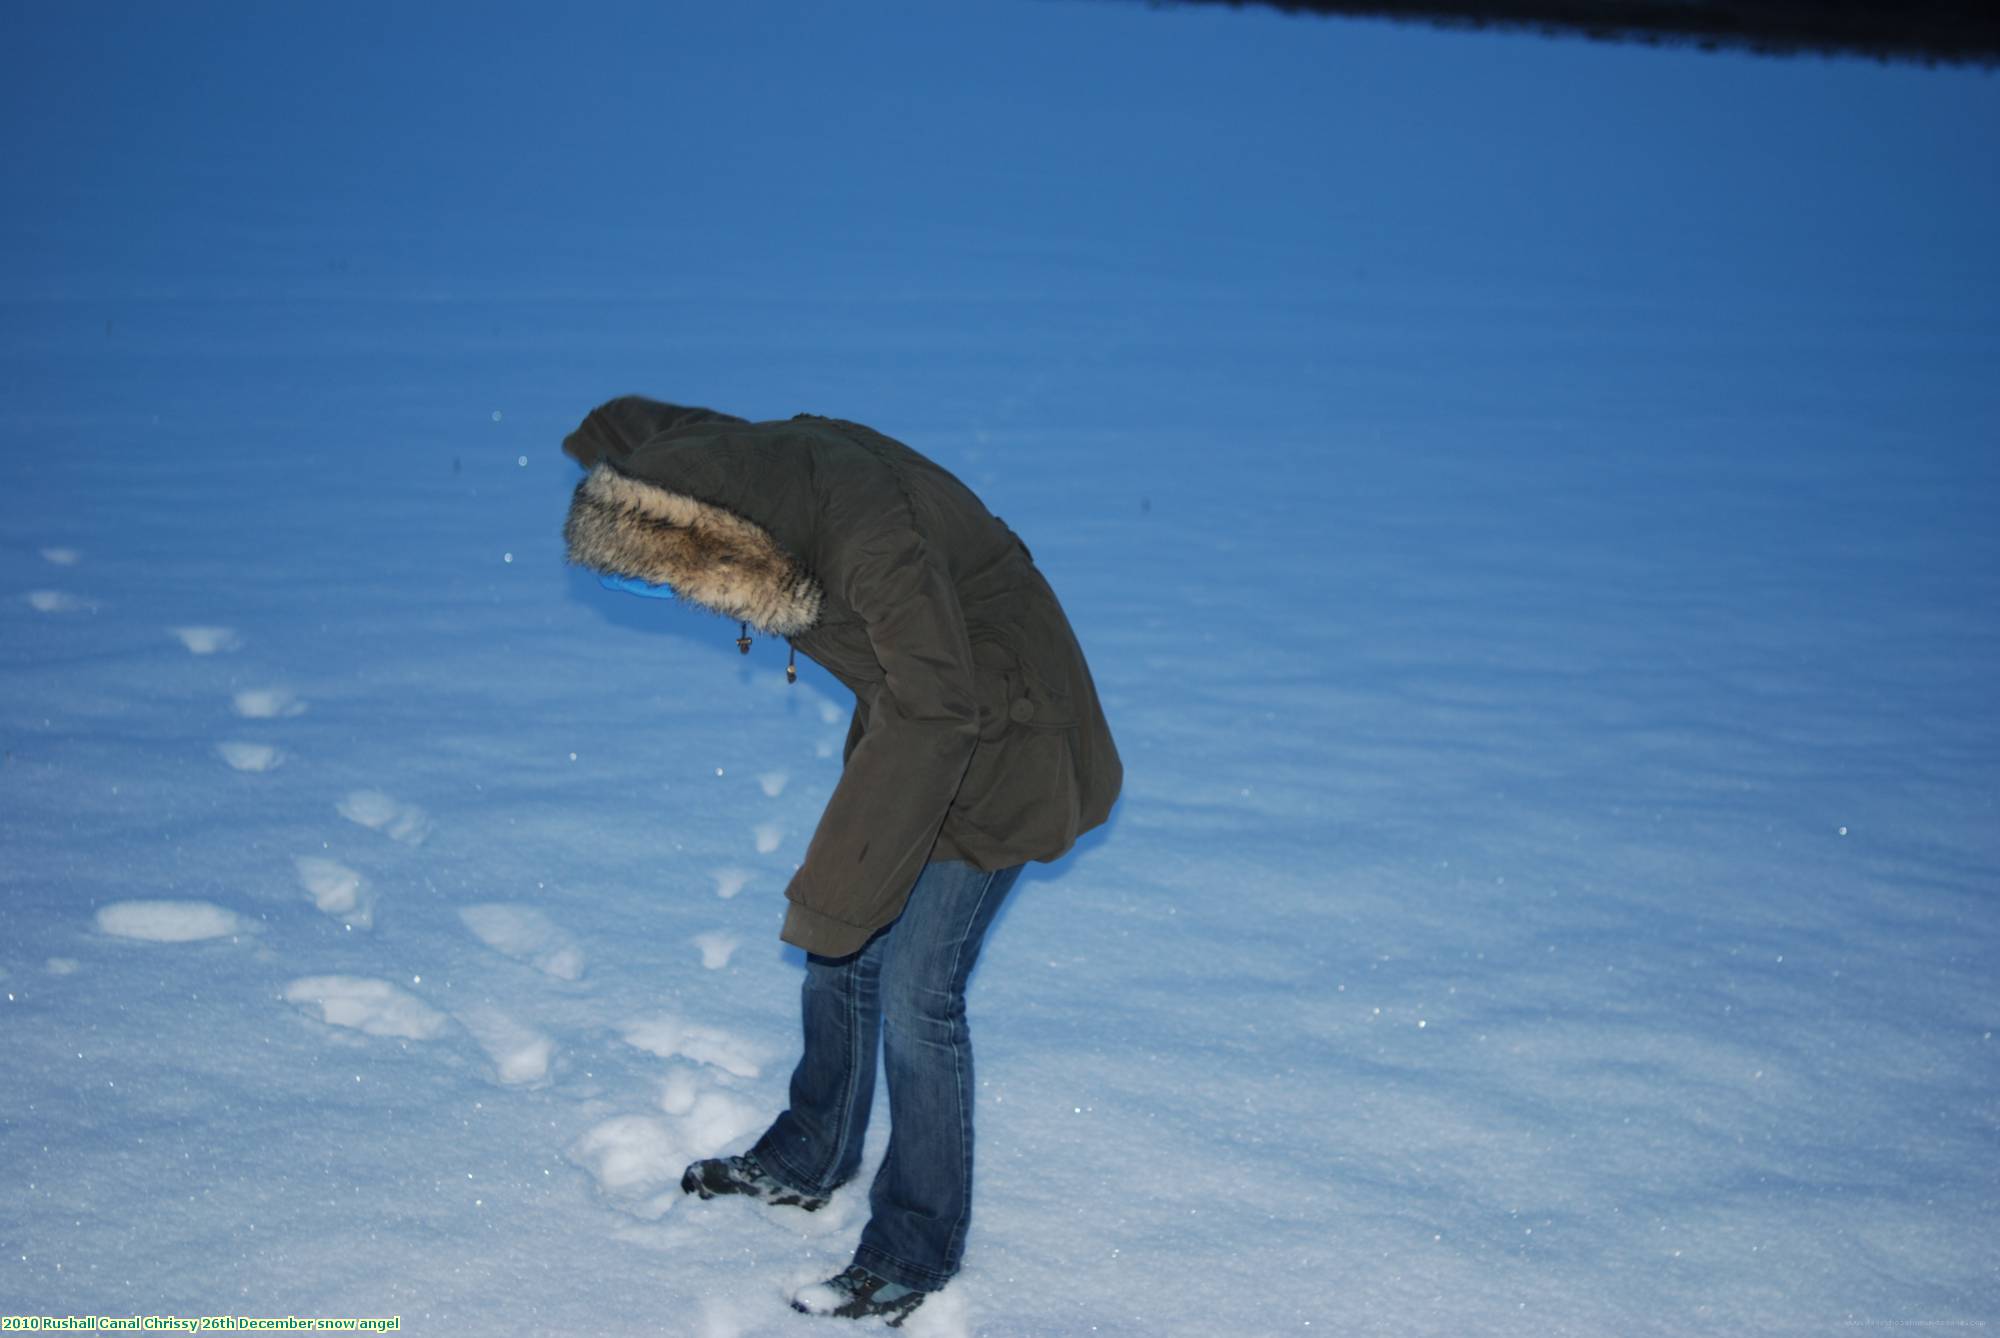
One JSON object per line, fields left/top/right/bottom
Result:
{"left": 676, "top": 1090, "right": 763, "bottom": 1158}
{"left": 566, "top": 1114, "right": 686, "bottom": 1217}
{"left": 900, "top": 1285, "right": 971, "bottom": 1337}
{"left": 656, "top": 1066, "right": 702, "bottom": 1116}
{"left": 789, "top": 1280, "right": 844, "bottom": 1316}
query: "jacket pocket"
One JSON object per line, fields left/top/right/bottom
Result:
{"left": 971, "top": 632, "right": 1075, "bottom": 741}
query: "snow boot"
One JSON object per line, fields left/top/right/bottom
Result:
{"left": 679, "top": 1153, "right": 828, "bottom": 1212}
{"left": 790, "top": 1265, "right": 926, "bottom": 1327}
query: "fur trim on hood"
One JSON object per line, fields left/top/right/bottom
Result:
{"left": 563, "top": 464, "right": 824, "bottom": 637}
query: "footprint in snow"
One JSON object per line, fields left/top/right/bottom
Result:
{"left": 40, "top": 547, "right": 81, "bottom": 566}
{"left": 619, "top": 1014, "right": 763, "bottom": 1079}
{"left": 94, "top": 899, "right": 250, "bottom": 943}
{"left": 171, "top": 626, "right": 241, "bottom": 655}
{"left": 234, "top": 688, "right": 306, "bottom": 719}
{"left": 758, "top": 770, "right": 789, "bottom": 798}
{"left": 338, "top": 789, "right": 433, "bottom": 845}
{"left": 691, "top": 932, "right": 739, "bottom": 970}
{"left": 455, "top": 1003, "right": 556, "bottom": 1086}
{"left": 712, "top": 868, "right": 751, "bottom": 900}
{"left": 283, "top": 974, "right": 549, "bottom": 1087}
{"left": 216, "top": 741, "right": 285, "bottom": 773}
{"left": 25, "top": 590, "right": 94, "bottom": 614}
{"left": 458, "top": 903, "right": 584, "bottom": 980}
{"left": 283, "top": 975, "right": 448, "bottom": 1040}
{"left": 295, "top": 855, "right": 374, "bottom": 929}
{"left": 752, "top": 822, "right": 783, "bottom": 855}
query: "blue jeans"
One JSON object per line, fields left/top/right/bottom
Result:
{"left": 752, "top": 859, "right": 1023, "bottom": 1292}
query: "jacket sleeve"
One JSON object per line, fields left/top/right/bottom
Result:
{"left": 781, "top": 521, "right": 981, "bottom": 956}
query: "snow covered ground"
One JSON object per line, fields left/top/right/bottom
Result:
{"left": 3, "top": 3, "right": 1997, "bottom": 1335}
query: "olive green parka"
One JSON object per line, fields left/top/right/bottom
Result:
{"left": 561, "top": 397, "right": 1122, "bottom": 957}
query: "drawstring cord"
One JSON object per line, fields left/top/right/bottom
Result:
{"left": 736, "top": 621, "right": 798, "bottom": 686}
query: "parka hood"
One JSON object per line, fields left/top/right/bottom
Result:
{"left": 561, "top": 398, "right": 745, "bottom": 469}
{"left": 564, "top": 462, "right": 824, "bottom": 637}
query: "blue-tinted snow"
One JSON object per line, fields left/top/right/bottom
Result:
{"left": 2, "top": 3, "right": 1996, "bottom": 1335}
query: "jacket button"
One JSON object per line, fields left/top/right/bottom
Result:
{"left": 1008, "top": 698, "right": 1036, "bottom": 724}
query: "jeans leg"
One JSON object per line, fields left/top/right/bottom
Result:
{"left": 752, "top": 937, "right": 883, "bottom": 1196}
{"left": 852, "top": 860, "right": 1022, "bottom": 1292}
